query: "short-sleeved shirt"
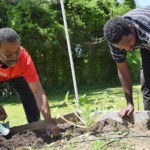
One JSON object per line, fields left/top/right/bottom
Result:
{"left": 108, "top": 6, "right": 150, "bottom": 63}
{"left": 0, "top": 46, "right": 39, "bottom": 83}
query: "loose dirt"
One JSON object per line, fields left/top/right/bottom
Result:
{"left": 1, "top": 118, "right": 150, "bottom": 150}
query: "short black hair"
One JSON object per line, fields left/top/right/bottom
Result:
{"left": 0, "top": 27, "right": 20, "bottom": 46}
{"left": 103, "top": 17, "right": 132, "bottom": 44}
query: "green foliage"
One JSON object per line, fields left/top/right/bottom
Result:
{"left": 57, "top": 91, "right": 117, "bottom": 132}
{"left": 0, "top": 0, "right": 139, "bottom": 90}
{"left": 126, "top": 50, "right": 141, "bottom": 82}
{"left": 90, "top": 140, "right": 107, "bottom": 150}
{"left": 57, "top": 92, "right": 105, "bottom": 131}
{"left": 123, "top": 0, "right": 136, "bottom": 9}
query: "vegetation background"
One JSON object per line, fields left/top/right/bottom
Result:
{"left": 0, "top": 0, "right": 143, "bottom": 126}
{"left": 0, "top": 0, "right": 140, "bottom": 91}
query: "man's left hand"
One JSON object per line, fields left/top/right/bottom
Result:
{"left": 45, "top": 122, "right": 60, "bottom": 137}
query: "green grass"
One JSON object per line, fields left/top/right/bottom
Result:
{"left": 0, "top": 84, "right": 144, "bottom": 127}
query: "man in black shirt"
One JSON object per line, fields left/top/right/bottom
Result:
{"left": 104, "top": 7, "right": 150, "bottom": 118}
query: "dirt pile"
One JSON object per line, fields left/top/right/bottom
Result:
{"left": 0, "top": 130, "right": 51, "bottom": 150}
{"left": 0, "top": 118, "right": 150, "bottom": 149}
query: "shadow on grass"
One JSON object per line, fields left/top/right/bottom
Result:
{"left": 0, "top": 84, "right": 141, "bottom": 109}
{"left": 0, "top": 95, "right": 21, "bottom": 105}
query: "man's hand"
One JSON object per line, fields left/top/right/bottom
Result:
{"left": 118, "top": 104, "right": 134, "bottom": 118}
{"left": 29, "top": 81, "right": 60, "bottom": 137}
{"left": 45, "top": 122, "right": 60, "bottom": 137}
{"left": 0, "top": 105, "right": 7, "bottom": 121}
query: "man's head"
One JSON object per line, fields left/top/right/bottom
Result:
{"left": 103, "top": 17, "right": 136, "bottom": 51}
{"left": 0, "top": 28, "right": 21, "bottom": 66}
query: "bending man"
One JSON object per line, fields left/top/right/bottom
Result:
{"left": 0, "top": 27, "right": 60, "bottom": 136}
{"left": 104, "top": 7, "right": 150, "bottom": 118}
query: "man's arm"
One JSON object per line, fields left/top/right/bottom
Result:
{"left": 28, "top": 80, "right": 60, "bottom": 136}
{"left": 117, "top": 61, "right": 134, "bottom": 117}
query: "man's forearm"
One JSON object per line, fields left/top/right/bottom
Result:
{"left": 117, "top": 62, "right": 134, "bottom": 106}
{"left": 124, "top": 88, "right": 134, "bottom": 105}
{"left": 35, "top": 93, "right": 53, "bottom": 123}
{"left": 29, "top": 81, "right": 53, "bottom": 123}
{"left": 118, "top": 70, "right": 133, "bottom": 105}
{"left": 29, "top": 81, "right": 60, "bottom": 135}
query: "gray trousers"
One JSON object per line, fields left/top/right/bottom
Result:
{"left": 140, "top": 48, "right": 150, "bottom": 110}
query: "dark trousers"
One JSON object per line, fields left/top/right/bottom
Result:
{"left": 1, "top": 77, "right": 40, "bottom": 123}
{"left": 140, "top": 48, "right": 150, "bottom": 110}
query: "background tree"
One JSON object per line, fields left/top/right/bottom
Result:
{"left": 0, "top": 0, "right": 139, "bottom": 92}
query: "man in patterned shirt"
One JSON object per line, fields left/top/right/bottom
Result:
{"left": 0, "top": 28, "right": 60, "bottom": 136}
{"left": 103, "top": 7, "right": 150, "bottom": 118}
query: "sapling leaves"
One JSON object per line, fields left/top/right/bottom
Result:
{"left": 57, "top": 90, "right": 117, "bottom": 132}
{"left": 57, "top": 93, "right": 107, "bottom": 132}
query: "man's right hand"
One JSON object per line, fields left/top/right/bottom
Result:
{"left": 0, "top": 105, "right": 7, "bottom": 121}
{"left": 118, "top": 104, "right": 134, "bottom": 118}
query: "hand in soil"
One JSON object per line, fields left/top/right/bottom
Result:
{"left": 45, "top": 122, "right": 60, "bottom": 137}
{"left": 0, "top": 105, "right": 7, "bottom": 121}
{"left": 118, "top": 104, "right": 134, "bottom": 119}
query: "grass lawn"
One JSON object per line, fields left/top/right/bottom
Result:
{"left": 0, "top": 84, "right": 144, "bottom": 127}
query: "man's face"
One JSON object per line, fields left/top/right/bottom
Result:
{"left": 114, "top": 33, "right": 136, "bottom": 52}
{"left": 0, "top": 41, "right": 20, "bottom": 66}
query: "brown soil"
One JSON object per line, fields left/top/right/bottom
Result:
{"left": 0, "top": 118, "right": 150, "bottom": 150}
{"left": 0, "top": 129, "right": 53, "bottom": 150}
